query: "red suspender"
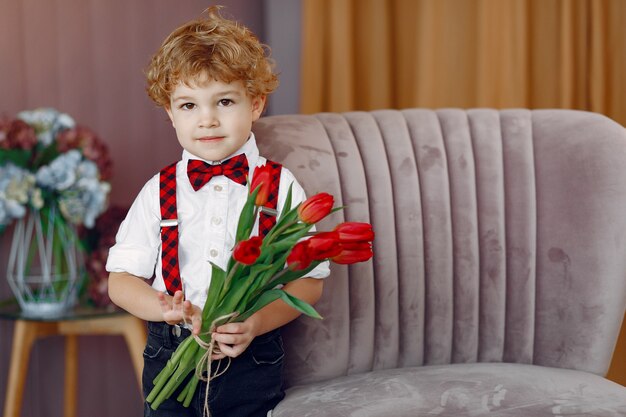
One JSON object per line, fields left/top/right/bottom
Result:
{"left": 158, "top": 160, "right": 282, "bottom": 296}
{"left": 159, "top": 162, "right": 182, "bottom": 295}
{"left": 258, "top": 161, "right": 282, "bottom": 237}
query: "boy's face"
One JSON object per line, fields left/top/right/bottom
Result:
{"left": 166, "top": 77, "right": 265, "bottom": 162}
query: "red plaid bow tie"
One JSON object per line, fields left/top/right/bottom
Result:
{"left": 187, "top": 154, "right": 249, "bottom": 191}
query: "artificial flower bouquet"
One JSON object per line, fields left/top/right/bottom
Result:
{"left": 0, "top": 108, "right": 112, "bottom": 308}
{"left": 147, "top": 163, "right": 375, "bottom": 410}
{"left": 0, "top": 108, "right": 112, "bottom": 231}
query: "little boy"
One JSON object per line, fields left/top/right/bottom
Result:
{"left": 106, "top": 7, "right": 329, "bottom": 417}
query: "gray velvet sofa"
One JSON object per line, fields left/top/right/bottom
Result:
{"left": 252, "top": 109, "right": 626, "bottom": 416}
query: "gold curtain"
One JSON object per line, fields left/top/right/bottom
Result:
{"left": 300, "top": 0, "right": 626, "bottom": 127}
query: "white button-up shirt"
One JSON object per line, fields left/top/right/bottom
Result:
{"left": 106, "top": 134, "right": 330, "bottom": 307}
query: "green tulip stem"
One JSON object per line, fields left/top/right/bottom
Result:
{"left": 220, "top": 262, "right": 240, "bottom": 299}
{"left": 147, "top": 335, "right": 199, "bottom": 406}
{"left": 146, "top": 371, "right": 169, "bottom": 404}
{"left": 266, "top": 268, "right": 289, "bottom": 286}
{"left": 263, "top": 218, "right": 299, "bottom": 246}
{"left": 150, "top": 341, "right": 198, "bottom": 409}
{"left": 176, "top": 376, "right": 192, "bottom": 403}
{"left": 182, "top": 374, "right": 200, "bottom": 407}
{"left": 165, "top": 335, "right": 194, "bottom": 371}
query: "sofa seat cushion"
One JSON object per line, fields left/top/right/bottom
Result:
{"left": 273, "top": 363, "right": 626, "bottom": 416}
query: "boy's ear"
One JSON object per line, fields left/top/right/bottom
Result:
{"left": 251, "top": 96, "right": 266, "bottom": 121}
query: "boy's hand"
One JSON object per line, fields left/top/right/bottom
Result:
{"left": 211, "top": 315, "right": 261, "bottom": 360}
{"left": 157, "top": 290, "right": 202, "bottom": 336}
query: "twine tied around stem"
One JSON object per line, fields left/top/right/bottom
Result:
{"left": 190, "top": 312, "right": 239, "bottom": 417}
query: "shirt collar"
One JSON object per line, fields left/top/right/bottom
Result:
{"left": 182, "top": 132, "right": 260, "bottom": 168}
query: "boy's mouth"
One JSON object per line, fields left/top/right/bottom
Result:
{"left": 197, "top": 136, "right": 225, "bottom": 142}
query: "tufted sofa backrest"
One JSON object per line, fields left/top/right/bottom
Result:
{"left": 253, "top": 109, "right": 626, "bottom": 389}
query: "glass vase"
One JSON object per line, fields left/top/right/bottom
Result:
{"left": 6, "top": 205, "right": 83, "bottom": 317}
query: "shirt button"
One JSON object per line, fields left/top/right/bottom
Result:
{"left": 210, "top": 249, "right": 219, "bottom": 257}
{"left": 214, "top": 185, "right": 223, "bottom": 192}
{"left": 211, "top": 217, "right": 222, "bottom": 226}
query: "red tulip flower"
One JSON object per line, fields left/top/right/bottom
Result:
{"left": 233, "top": 236, "right": 263, "bottom": 265}
{"left": 298, "top": 193, "right": 334, "bottom": 224}
{"left": 250, "top": 164, "right": 273, "bottom": 206}
{"left": 333, "top": 222, "right": 375, "bottom": 243}
{"left": 331, "top": 242, "right": 373, "bottom": 265}
{"left": 287, "top": 241, "right": 313, "bottom": 271}
{"left": 307, "top": 232, "right": 342, "bottom": 260}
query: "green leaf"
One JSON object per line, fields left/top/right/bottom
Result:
{"left": 223, "top": 263, "right": 272, "bottom": 314}
{"left": 278, "top": 290, "right": 322, "bottom": 319}
{"left": 202, "top": 262, "right": 226, "bottom": 318}
{"left": 0, "top": 149, "right": 31, "bottom": 168}
{"left": 236, "top": 289, "right": 283, "bottom": 322}
{"left": 270, "top": 209, "right": 299, "bottom": 235}
{"left": 264, "top": 238, "right": 303, "bottom": 257}
{"left": 262, "top": 184, "right": 303, "bottom": 246}
{"left": 227, "top": 257, "right": 284, "bottom": 304}
{"left": 260, "top": 261, "right": 321, "bottom": 293}
{"left": 262, "top": 212, "right": 311, "bottom": 249}
{"left": 223, "top": 263, "right": 246, "bottom": 295}
{"left": 278, "top": 223, "right": 311, "bottom": 240}
{"left": 33, "top": 142, "right": 61, "bottom": 168}
{"left": 237, "top": 288, "right": 322, "bottom": 322}
{"left": 279, "top": 183, "right": 294, "bottom": 219}
{"left": 251, "top": 261, "right": 286, "bottom": 293}
{"left": 235, "top": 188, "right": 259, "bottom": 243}
{"left": 245, "top": 263, "right": 274, "bottom": 285}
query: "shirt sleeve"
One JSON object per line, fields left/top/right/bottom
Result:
{"left": 278, "top": 167, "right": 331, "bottom": 279}
{"left": 105, "top": 175, "right": 161, "bottom": 279}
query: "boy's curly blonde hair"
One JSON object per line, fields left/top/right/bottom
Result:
{"left": 146, "top": 6, "right": 279, "bottom": 108}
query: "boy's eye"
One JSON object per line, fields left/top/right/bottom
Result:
{"left": 180, "top": 103, "right": 195, "bottom": 110}
{"left": 218, "top": 99, "right": 234, "bottom": 107}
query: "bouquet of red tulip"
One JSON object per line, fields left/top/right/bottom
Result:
{"left": 146, "top": 164, "right": 375, "bottom": 410}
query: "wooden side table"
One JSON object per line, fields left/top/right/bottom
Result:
{"left": 0, "top": 303, "right": 147, "bottom": 417}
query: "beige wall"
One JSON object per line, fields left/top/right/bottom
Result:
{"left": 0, "top": 0, "right": 267, "bottom": 207}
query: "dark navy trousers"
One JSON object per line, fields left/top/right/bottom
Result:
{"left": 142, "top": 321, "right": 285, "bottom": 417}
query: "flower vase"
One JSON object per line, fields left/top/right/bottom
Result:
{"left": 6, "top": 206, "right": 83, "bottom": 317}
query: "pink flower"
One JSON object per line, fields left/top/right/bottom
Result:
{"left": 0, "top": 119, "right": 37, "bottom": 150}
{"left": 57, "top": 126, "right": 113, "bottom": 180}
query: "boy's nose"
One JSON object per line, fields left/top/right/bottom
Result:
{"left": 198, "top": 110, "right": 219, "bottom": 128}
